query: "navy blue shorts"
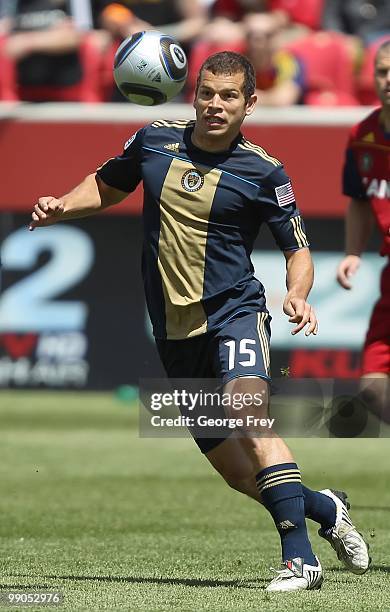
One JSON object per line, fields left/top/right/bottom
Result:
{"left": 156, "top": 311, "right": 271, "bottom": 453}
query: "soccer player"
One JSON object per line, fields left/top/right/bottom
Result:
{"left": 337, "top": 40, "right": 390, "bottom": 421}
{"left": 30, "top": 51, "right": 370, "bottom": 592}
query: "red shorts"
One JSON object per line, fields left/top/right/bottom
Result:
{"left": 362, "top": 260, "right": 390, "bottom": 375}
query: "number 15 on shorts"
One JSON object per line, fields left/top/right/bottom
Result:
{"left": 224, "top": 339, "right": 257, "bottom": 370}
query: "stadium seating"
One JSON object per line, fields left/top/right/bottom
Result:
{"left": 285, "top": 32, "right": 359, "bottom": 106}
{"left": 0, "top": 35, "right": 19, "bottom": 101}
{"left": 0, "top": 33, "right": 102, "bottom": 102}
{"left": 269, "top": 0, "right": 324, "bottom": 31}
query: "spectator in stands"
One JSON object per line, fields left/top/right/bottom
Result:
{"left": 95, "top": 0, "right": 207, "bottom": 46}
{"left": 211, "top": 0, "right": 266, "bottom": 22}
{"left": 244, "top": 12, "right": 305, "bottom": 105}
{"left": 322, "top": 0, "right": 390, "bottom": 45}
{"left": 0, "top": 0, "right": 94, "bottom": 101}
{"left": 269, "top": 0, "right": 324, "bottom": 32}
{"left": 202, "top": 0, "right": 266, "bottom": 45}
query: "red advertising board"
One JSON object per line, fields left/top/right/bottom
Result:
{"left": 0, "top": 104, "right": 372, "bottom": 217}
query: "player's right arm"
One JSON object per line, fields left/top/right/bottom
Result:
{"left": 336, "top": 133, "right": 375, "bottom": 290}
{"left": 29, "top": 173, "right": 129, "bottom": 231}
{"left": 336, "top": 197, "right": 375, "bottom": 289}
{"left": 29, "top": 126, "right": 147, "bottom": 231}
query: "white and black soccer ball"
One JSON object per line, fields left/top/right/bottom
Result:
{"left": 113, "top": 30, "right": 188, "bottom": 105}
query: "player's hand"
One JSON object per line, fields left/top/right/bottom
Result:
{"left": 29, "top": 196, "right": 64, "bottom": 231}
{"left": 336, "top": 255, "right": 361, "bottom": 290}
{"left": 283, "top": 296, "right": 318, "bottom": 336}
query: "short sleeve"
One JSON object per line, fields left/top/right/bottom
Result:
{"left": 342, "top": 145, "right": 368, "bottom": 200}
{"left": 256, "top": 165, "right": 310, "bottom": 251}
{"left": 96, "top": 127, "right": 146, "bottom": 193}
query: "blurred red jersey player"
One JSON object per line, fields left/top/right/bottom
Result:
{"left": 337, "top": 39, "right": 390, "bottom": 420}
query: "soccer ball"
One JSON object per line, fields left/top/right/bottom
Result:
{"left": 113, "top": 30, "right": 188, "bottom": 105}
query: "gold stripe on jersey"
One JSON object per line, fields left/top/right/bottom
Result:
{"left": 290, "top": 216, "right": 308, "bottom": 248}
{"left": 257, "top": 312, "right": 270, "bottom": 376}
{"left": 290, "top": 216, "right": 303, "bottom": 247}
{"left": 152, "top": 120, "right": 195, "bottom": 129}
{"left": 158, "top": 158, "right": 221, "bottom": 339}
{"left": 239, "top": 139, "right": 281, "bottom": 166}
{"left": 242, "top": 139, "right": 280, "bottom": 165}
{"left": 297, "top": 216, "right": 309, "bottom": 246}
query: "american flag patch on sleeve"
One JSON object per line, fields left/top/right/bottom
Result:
{"left": 275, "top": 182, "right": 295, "bottom": 206}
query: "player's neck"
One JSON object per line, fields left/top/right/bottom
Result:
{"left": 191, "top": 127, "right": 238, "bottom": 153}
{"left": 379, "top": 106, "right": 390, "bottom": 133}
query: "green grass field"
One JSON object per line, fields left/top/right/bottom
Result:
{"left": 0, "top": 391, "right": 389, "bottom": 611}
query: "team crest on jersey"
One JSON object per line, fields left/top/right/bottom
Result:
{"left": 360, "top": 152, "right": 373, "bottom": 172}
{"left": 181, "top": 169, "right": 204, "bottom": 192}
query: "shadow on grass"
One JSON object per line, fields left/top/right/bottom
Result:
{"left": 9, "top": 574, "right": 266, "bottom": 589}
{"left": 354, "top": 506, "right": 390, "bottom": 512}
{"left": 326, "top": 565, "right": 390, "bottom": 573}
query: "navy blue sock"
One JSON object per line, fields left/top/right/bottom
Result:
{"left": 302, "top": 485, "right": 336, "bottom": 530}
{"left": 256, "top": 463, "right": 317, "bottom": 566}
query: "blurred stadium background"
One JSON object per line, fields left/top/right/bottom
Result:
{"left": 0, "top": 1, "right": 389, "bottom": 610}
{"left": 0, "top": 103, "right": 384, "bottom": 388}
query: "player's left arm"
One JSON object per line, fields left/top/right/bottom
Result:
{"left": 283, "top": 247, "right": 318, "bottom": 336}
{"left": 259, "top": 164, "right": 317, "bottom": 336}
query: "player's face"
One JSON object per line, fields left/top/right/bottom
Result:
{"left": 193, "top": 70, "right": 257, "bottom": 151}
{"left": 375, "top": 49, "right": 390, "bottom": 107}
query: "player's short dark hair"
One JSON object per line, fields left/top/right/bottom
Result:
{"left": 375, "top": 39, "right": 390, "bottom": 62}
{"left": 196, "top": 51, "right": 256, "bottom": 102}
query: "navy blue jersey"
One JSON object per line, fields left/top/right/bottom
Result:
{"left": 97, "top": 120, "right": 309, "bottom": 340}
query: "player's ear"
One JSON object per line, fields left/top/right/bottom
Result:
{"left": 193, "top": 85, "right": 199, "bottom": 109}
{"left": 245, "top": 94, "right": 257, "bottom": 116}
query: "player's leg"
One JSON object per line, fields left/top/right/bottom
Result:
{"left": 203, "top": 377, "right": 293, "bottom": 502}
{"left": 155, "top": 333, "right": 248, "bottom": 461}
{"left": 359, "top": 263, "right": 390, "bottom": 422}
{"left": 204, "top": 419, "right": 345, "bottom": 534}
{"left": 360, "top": 374, "right": 390, "bottom": 423}
{"left": 204, "top": 434, "right": 261, "bottom": 501}
{"left": 205, "top": 386, "right": 371, "bottom": 576}
{"left": 208, "top": 312, "right": 322, "bottom": 592}
{"left": 211, "top": 312, "right": 369, "bottom": 581}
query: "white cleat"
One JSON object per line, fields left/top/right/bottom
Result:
{"left": 318, "top": 489, "right": 371, "bottom": 575}
{"left": 266, "top": 556, "right": 323, "bottom": 593}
